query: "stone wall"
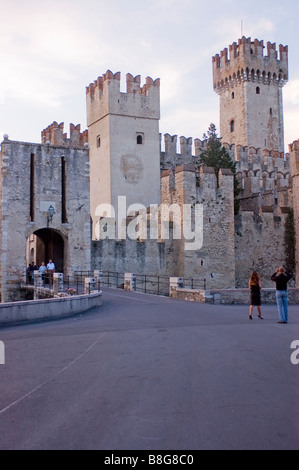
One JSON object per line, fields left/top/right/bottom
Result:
{"left": 91, "top": 238, "right": 178, "bottom": 278}
{"left": 0, "top": 135, "right": 91, "bottom": 302}
{"left": 290, "top": 140, "right": 299, "bottom": 286}
{"left": 170, "top": 287, "right": 299, "bottom": 305}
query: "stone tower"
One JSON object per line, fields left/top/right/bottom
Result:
{"left": 289, "top": 140, "right": 299, "bottom": 286}
{"left": 0, "top": 125, "right": 91, "bottom": 302}
{"left": 86, "top": 71, "right": 161, "bottom": 238}
{"left": 212, "top": 37, "right": 288, "bottom": 152}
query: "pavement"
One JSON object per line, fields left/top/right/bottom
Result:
{"left": 0, "top": 287, "right": 298, "bottom": 450}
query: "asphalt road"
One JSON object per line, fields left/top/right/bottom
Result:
{"left": 0, "top": 288, "right": 298, "bottom": 450}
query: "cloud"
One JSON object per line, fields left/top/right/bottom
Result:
{"left": 284, "top": 80, "right": 299, "bottom": 106}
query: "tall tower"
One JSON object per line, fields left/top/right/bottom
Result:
{"left": 212, "top": 37, "right": 288, "bottom": 152}
{"left": 86, "top": 71, "right": 161, "bottom": 237}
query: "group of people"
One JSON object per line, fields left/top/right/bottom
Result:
{"left": 249, "top": 266, "right": 293, "bottom": 324}
{"left": 26, "top": 259, "right": 55, "bottom": 286}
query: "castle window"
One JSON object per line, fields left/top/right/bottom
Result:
{"left": 232, "top": 92, "right": 235, "bottom": 99}
{"left": 270, "top": 108, "right": 273, "bottom": 116}
{"left": 97, "top": 136, "right": 101, "bottom": 148}
{"left": 230, "top": 120, "right": 235, "bottom": 133}
{"left": 136, "top": 133, "right": 144, "bottom": 145}
{"left": 256, "top": 87, "right": 260, "bottom": 95}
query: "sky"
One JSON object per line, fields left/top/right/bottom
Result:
{"left": 0, "top": 0, "right": 298, "bottom": 152}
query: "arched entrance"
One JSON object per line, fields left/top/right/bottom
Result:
{"left": 26, "top": 229, "right": 65, "bottom": 273}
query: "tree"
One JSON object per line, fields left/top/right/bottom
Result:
{"left": 197, "top": 123, "right": 241, "bottom": 214}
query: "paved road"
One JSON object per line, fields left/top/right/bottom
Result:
{"left": 0, "top": 288, "right": 298, "bottom": 450}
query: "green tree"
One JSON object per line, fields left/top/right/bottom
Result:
{"left": 197, "top": 123, "right": 241, "bottom": 214}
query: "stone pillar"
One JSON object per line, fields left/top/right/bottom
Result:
{"left": 94, "top": 270, "right": 102, "bottom": 283}
{"left": 85, "top": 277, "right": 97, "bottom": 294}
{"left": 169, "top": 277, "right": 183, "bottom": 297}
{"left": 34, "top": 271, "right": 43, "bottom": 288}
{"left": 53, "top": 273, "right": 64, "bottom": 296}
{"left": 124, "top": 273, "right": 136, "bottom": 291}
{"left": 33, "top": 271, "right": 44, "bottom": 300}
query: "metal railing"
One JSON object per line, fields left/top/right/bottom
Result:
{"left": 99, "top": 271, "right": 125, "bottom": 289}
{"left": 25, "top": 272, "right": 100, "bottom": 296}
{"left": 182, "top": 278, "right": 207, "bottom": 290}
{"left": 134, "top": 274, "right": 170, "bottom": 297}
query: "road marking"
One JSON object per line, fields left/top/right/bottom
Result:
{"left": 0, "top": 333, "right": 105, "bottom": 416}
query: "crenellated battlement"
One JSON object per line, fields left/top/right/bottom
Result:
{"left": 161, "top": 163, "right": 234, "bottom": 208}
{"left": 86, "top": 70, "right": 160, "bottom": 126}
{"left": 160, "top": 134, "right": 291, "bottom": 208}
{"left": 160, "top": 134, "right": 208, "bottom": 169}
{"left": 41, "top": 122, "right": 88, "bottom": 148}
{"left": 212, "top": 37, "right": 288, "bottom": 93}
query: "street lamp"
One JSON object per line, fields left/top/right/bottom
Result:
{"left": 47, "top": 205, "right": 55, "bottom": 227}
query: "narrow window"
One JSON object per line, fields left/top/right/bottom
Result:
{"left": 270, "top": 108, "right": 272, "bottom": 116}
{"left": 61, "top": 157, "right": 67, "bottom": 223}
{"left": 256, "top": 86, "right": 260, "bottom": 95}
{"left": 30, "top": 154, "right": 35, "bottom": 222}
{"left": 97, "top": 136, "right": 101, "bottom": 148}
{"left": 137, "top": 135, "right": 143, "bottom": 145}
{"left": 232, "top": 92, "right": 235, "bottom": 99}
{"left": 230, "top": 120, "right": 235, "bottom": 133}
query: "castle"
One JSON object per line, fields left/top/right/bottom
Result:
{"left": 0, "top": 36, "right": 298, "bottom": 303}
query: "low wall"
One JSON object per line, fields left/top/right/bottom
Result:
{"left": 170, "top": 288, "right": 299, "bottom": 305}
{"left": 0, "top": 292, "right": 102, "bottom": 327}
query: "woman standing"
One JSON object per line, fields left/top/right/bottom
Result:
{"left": 249, "top": 271, "right": 263, "bottom": 320}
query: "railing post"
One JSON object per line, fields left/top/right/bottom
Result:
{"left": 85, "top": 277, "right": 97, "bottom": 294}
{"left": 94, "top": 270, "right": 102, "bottom": 291}
{"left": 124, "top": 273, "right": 136, "bottom": 291}
{"left": 169, "top": 277, "right": 183, "bottom": 298}
{"left": 34, "top": 271, "right": 43, "bottom": 289}
{"left": 53, "top": 273, "right": 64, "bottom": 296}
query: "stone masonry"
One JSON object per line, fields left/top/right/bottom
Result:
{"left": 0, "top": 35, "right": 298, "bottom": 302}
{"left": 0, "top": 126, "right": 91, "bottom": 302}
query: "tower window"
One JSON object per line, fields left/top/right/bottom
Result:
{"left": 270, "top": 108, "right": 273, "bottom": 116}
{"left": 230, "top": 120, "right": 235, "bottom": 133}
{"left": 97, "top": 136, "right": 101, "bottom": 148}
{"left": 232, "top": 92, "right": 235, "bottom": 99}
{"left": 137, "top": 135, "right": 143, "bottom": 145}
{"left": 256, "top": 87, "right": 260, "bottom": 95}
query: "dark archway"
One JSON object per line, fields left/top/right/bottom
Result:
{"left": 32, "top": 229, "right": 65, "bottom": 273}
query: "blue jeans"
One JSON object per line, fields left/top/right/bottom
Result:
{"left": 276, "top": 290, "right": 288, "bottom": 323}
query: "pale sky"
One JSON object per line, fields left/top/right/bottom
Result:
{"left": 0, "top": 0, "right": 298, "bottom": 151}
